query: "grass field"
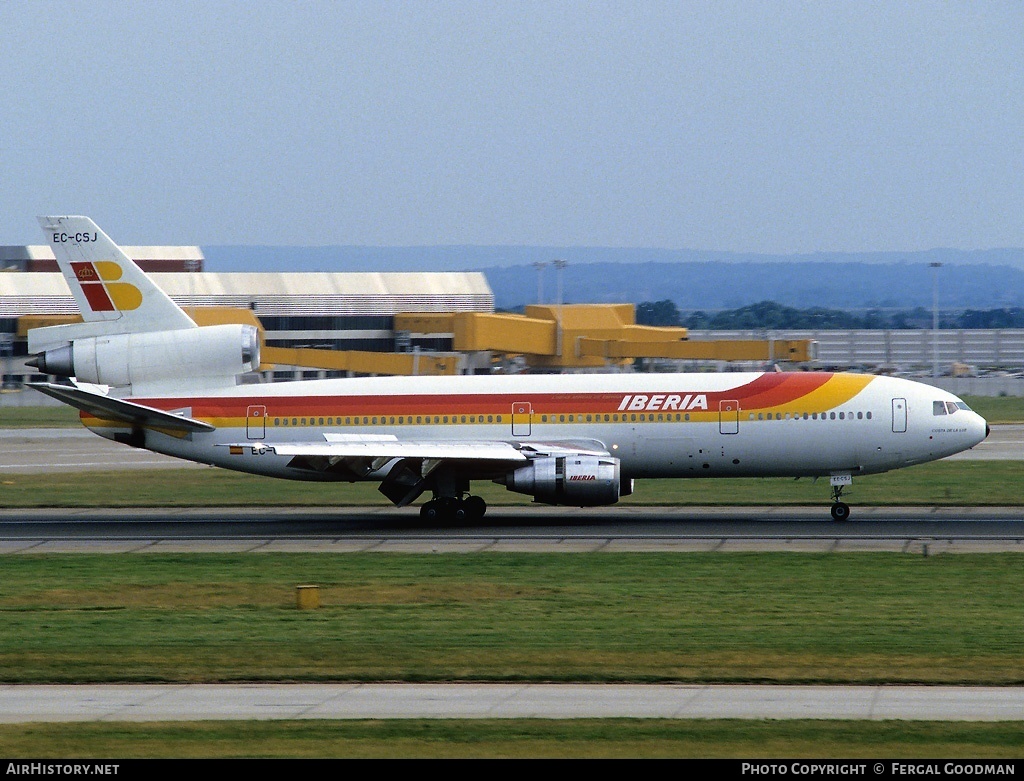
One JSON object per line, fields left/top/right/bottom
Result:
{"left": 3, "top": 720, "right": 1024, "bottom": 759}
{"left": 2, "top": 553, "right": 1022, "bottom": 685}
{"left": 1, "top": 552, "right": 1023, "bottom": 758}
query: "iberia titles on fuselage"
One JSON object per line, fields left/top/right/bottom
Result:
{"left": 26, "top": 216, "right": 989, "bottom": 522}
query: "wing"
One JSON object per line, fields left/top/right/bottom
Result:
{"left": 224, "top": 434, "right": 609, "bottom": 464}
{"left": 220, "top": 434, "right": 611, "bottom": 505}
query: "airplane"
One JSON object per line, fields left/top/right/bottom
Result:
{"left": 26, "top": 216, "right": 989, "bottom": 522}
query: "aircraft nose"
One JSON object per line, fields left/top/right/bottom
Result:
{"left": 974, "top": 414, "right": 990, "bottom": 446}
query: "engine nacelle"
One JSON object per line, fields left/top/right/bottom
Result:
{"left": 28, "top": 324, "right": 260, "bottom": 390}
{"left": 501, "top": 455, "right": 629, "bottom": 506}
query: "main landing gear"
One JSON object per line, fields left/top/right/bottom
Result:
{"left": 419, "top": 494, "right": 487, "bottom": 523}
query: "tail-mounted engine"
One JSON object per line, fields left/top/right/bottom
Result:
{"left": 499, "top": 455, "right": 631, "bottom": 506}
{"left": 27, "top": 324, "right": 260, "bottom": 391}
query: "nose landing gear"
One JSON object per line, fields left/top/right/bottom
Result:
{"left": 830, "top": 498, "right": 851, "bottom": 521}
{"left": 829, "top": 475, "right": 852, "bottom": 521}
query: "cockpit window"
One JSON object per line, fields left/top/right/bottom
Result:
{"left": 933, "top": 401, "right": 947, "bottom": 416}
{"left": 956, "top": 402, "right": 972, "bottom": 411}
{"left": 946, "top": 402, "right": 959, "bottom": 414}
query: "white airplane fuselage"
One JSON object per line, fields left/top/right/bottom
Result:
{"left": 81, "top": 370, "right": 987, "bottom": 483}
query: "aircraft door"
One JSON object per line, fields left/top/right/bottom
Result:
{"left": 512, "top": 401, "right": 532, "bottom": 437}
{"left": 246, "top": 405, "right": 266, "bottom": 440}
{"left": 892, "top": 398, "right": 907, "bottom": 433}
{"left": 719, "top": 399, "right": 740, "bottom": 435}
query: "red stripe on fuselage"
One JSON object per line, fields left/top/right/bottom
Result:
{"left": 130, "top": 377, "right": 842, "bottom": 420}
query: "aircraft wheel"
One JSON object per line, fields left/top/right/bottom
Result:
{"left": 433, "top": 496, "right": 460, "bottom": 522}
{"left": 420, "top": 500, "right": 441, "bottom": 521}
{"left": 830, "top": 502, "right": 851, "bottom": 522}
{"left": 464, "top": 495, "right": 487, "bottom": 521}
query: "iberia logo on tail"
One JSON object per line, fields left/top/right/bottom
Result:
{"left": 70, "top": 260, "right": 143, "bottom": 312}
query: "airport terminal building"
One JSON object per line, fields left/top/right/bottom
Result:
{"left": 0, "top": 244, "right": 495, "bottom": 391}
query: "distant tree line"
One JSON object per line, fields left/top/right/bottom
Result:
{"left": 636, "top": 300, "right": 1024, "bottom": 330}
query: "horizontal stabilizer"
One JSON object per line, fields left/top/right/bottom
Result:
{"left": 27, "top": 382, "right": 215, "bottom": 433}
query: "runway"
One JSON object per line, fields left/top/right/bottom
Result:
{"left": 3, "top": 683, "right": 1023, "bottom": 722}
{"left": 2, "top": 505, "right": 1024, "bottom": 553}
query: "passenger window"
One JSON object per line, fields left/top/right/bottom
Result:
{"left": 933, "top": 401, "right": 948, "bottom": 416}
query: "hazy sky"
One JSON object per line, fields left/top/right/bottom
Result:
{"left": 2, "top": 1, "right": 1022, "bottom": 252}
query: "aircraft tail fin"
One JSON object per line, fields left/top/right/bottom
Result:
{"left": 37, "top": 216, "right": 196, "bottom": 333}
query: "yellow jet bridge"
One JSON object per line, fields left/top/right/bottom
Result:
{"left": 395, "top": 304, "right": 815, "bottom": 369}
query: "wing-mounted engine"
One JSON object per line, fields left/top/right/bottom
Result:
{"left": 27, "top": 324, "right": 260, "bottom": 394}
{"left": 498, "top": 454, "right": 632, "bottom": 506}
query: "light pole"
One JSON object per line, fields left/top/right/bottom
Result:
{"left": 531, "top": 261, "right": 547, "bottom": 304}
{"left": 553, "top": 259, "right": 568, "bottom": 359}
{"left": 930, "top": 262, "right": 942, "bottom": 378}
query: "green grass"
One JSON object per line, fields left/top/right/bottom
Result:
{"left": 1, "top": 552, "right": 1023, "bottom": 757}
{"left": 2, "top": 460, "right": 1022, "bottom": 507}
{"left": 2, "top": 719, "right": 1023, "bottom": 758}
{"left": 2, "top": 553, "right": 1022, "bottom": 686}
{"left": 0, "top": 404, "right": 82, "bottom": 428}
{"left": 961, "top": 394, "right": 1024, "bottom": 424}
